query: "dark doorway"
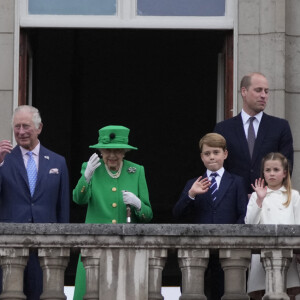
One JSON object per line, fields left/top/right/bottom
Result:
{"left": 27, "top": 28, "right": 228, "bottom": 284}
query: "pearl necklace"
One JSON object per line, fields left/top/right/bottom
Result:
{"left": 105, "top": 161, "right": 123, "bottom": 179}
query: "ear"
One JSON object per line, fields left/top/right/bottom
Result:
{"left": 283, "top": 169, "right": 287, "bottom": 178}
{"left": 200, "top": 152, "right": 204, "bottom": 162}
{"left": 223, "top": 149, "right": 228, "bottom": 160}
{"left": 241, "top": 87, "right": 247, "bottom": 98}
{"left": 37, "top": 122, "right": 43, "bottom": 135}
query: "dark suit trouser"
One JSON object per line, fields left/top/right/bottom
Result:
{"left": 205, "top": 254, "right": 224, "bottom": 300}
{"left": 0, "top": 251, "right": 43, "bottom": 300}
{"left": 24, "top": 252, "right": 43, "bottom": 300}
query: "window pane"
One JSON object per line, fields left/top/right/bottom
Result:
{"left": 137, "top": 0, "right": 225, "bottom": 16}
{"left": 28, "top": 0, "right": 116, "bottom": 15}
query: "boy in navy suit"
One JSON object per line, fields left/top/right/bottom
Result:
{"left": 173, "top": 133, "right": 248, "bottom": 300}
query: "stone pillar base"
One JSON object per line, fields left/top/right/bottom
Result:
{"left": 262, "top": 292, "right": 290, "bottom": 300}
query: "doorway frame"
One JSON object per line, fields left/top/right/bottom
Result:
{"left": 16, "top": 0, "right": 238, "bottom": 119}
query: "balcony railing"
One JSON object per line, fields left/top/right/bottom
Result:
{"left": 0, "top": 223, "right": 299, "bottom": 300}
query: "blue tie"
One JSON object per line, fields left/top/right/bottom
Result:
{"left": 209, "top": 173, "right": 218, "bottom": 201}
{"left": 27, "top": 151, "right": 37, "bottom": 196}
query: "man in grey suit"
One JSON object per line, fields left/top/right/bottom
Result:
{"left": 214, "top": 72, "right": 293, "bottom": 194}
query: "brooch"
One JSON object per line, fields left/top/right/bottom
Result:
{"left": 127, "top": 167, "right": 136, "bottom": 174}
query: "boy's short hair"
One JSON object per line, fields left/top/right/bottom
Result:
{"left": 199, "top": 133, "right": 227, "bottom": 152}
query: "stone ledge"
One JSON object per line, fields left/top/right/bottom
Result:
{"left": 0, "top": 223, "right": 300, "bottom": 236}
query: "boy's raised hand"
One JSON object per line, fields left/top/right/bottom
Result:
{"left": 251, "top": 178, "right": 267, "bottom": 208}
{"left": 188, "top": 176, "right": 211, "bottom": 199}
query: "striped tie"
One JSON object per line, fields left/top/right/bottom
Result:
{"left": 209, "top": 172, "right": 218, "bottom": 201}
{"left": 27, "top": 151, "right": 37, "bottom": 196}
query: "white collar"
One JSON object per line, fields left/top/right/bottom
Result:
{"left": 207, "top": 167, "right": 224, "bottom": 178}
{"left": 241, "top": 109, "right": 263, "bottom": 125}
{"left": 20, "top": 142, "right": 40, "bottom": 157}
{"left": 266, "top": 186, "right": 287, "bottom": 193}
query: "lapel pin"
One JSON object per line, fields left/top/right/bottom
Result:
{"left": 44, "top": 156, "right": 49, "bottom": 160}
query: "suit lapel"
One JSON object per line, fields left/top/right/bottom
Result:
{"left": 213, "top": 171, "right": 232, "bottom": 207}
{"left": 34, "top": 146, "right": 48, "bottom": 197}
{"left": 11, "top": 146, "right": 31, "bottom": 196}
{"left": 204, "top": 172, "right": 214, "bottom": 207}
{"left": 234, "top": 114, "right": 252, "bottom": 161}
{"left": 252, "top": 113, "right": 268, "bottom": 163}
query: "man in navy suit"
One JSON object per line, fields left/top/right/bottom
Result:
{"left": 214, "top": 72, "right": 293, "bottom": 194}
{"left": 173, "top": 133, "right": 248, "bottom": 300}
{"left": 0, "top": 105, "right": 70, "bottom": 299}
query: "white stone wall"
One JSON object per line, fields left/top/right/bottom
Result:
{"left": 286, "top": 0, "right": 300, "bottom": 190}
{"left": 0, "top": 0, "right": 14, "bottom": 140}
{"left": 237, "top": 0, "right": 286, "bottom": 117}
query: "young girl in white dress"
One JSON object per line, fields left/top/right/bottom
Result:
{"left": 245, "top": 152, "right": 300, "bottom": 300}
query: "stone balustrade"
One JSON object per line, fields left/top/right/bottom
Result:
{"left": 0, "top": 223, "right": 299, "bottom": 300}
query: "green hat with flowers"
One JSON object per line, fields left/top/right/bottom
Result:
{"left": 89, "top": 125, "right": 138, "bottom": 150}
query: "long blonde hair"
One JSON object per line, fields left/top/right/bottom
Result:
{"left": 261, "top": 152, "right": 292, "bottom": 207}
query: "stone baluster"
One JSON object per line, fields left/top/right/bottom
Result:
{"left": 0, "top": 248, "right": 29, "bottom": 300}
{"left": 81, "top": 248, "right": 102, "bottom": 300}
{"left": 39, "top": 248, "right": 70, "bottom": 300}
{"left": 178, "top": 249, "right": 209, "bottom": 300}
{"left": 261, "top": 249, "right": 292, "bottom": 300}
{"left": 148, "top": 249, "right": 168, "bottom": 300}
{"left": 219, "top": 249, "right": 251, "bottom": 300}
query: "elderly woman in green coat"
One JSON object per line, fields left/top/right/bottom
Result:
{"left": 73, "top": 125, "right": 153, "bottom": 300}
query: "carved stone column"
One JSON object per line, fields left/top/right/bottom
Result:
{"left": 148, "top": 249, "right": 167, "bottom": 300}
{"left": 261, "top": 249, "right": 292, "bottom": 300}
{"left": 219, "top": 249, "right": 251, "bottom": 300}
{"left": 178, "top": 249, "right": 209, "bottom": 300}
{"left": 39, "top": 248, "right": 70, "bottom": 300}
{"left": 0, "top": 248, "right": 29, "bottom": 300}
{"left": 97, "top": 248, "right": 149, "bottom": 300}
{"left": 81, "top": 248, "right": 102, "bottom": 300}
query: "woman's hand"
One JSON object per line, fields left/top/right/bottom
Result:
{"left": 251, "top": 178, "right": 267, "bottom": 208}
{"left": 188, "top": 176, "right": 211, "bottom": 199}
{"left": 122, "top": 191, "right": 141, "bottom": 210}
{"left": 84, "top": 153, "right": 101, "bottom": 183}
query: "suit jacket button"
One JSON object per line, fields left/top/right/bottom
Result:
{"left": 112, "top": 203, "right": 117, "bottom": 208}
{"left": 112, "top": 219, "right": 117, "bottom": 224}
{"left": 112, "top": 187, "right": 117, "bottom": 192}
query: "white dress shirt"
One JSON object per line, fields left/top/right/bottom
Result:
{"left": 241, "top": 109, "right": 263, "bottom": 139}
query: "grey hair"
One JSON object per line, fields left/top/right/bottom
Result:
{"left": 12, "top": 105, "right": 42, "bottom": 129}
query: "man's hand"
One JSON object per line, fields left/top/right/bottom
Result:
{"left": 0, "top": 140, "right": 13, "bottom": 164}
{"left": 122, "top": 191, "right": 142, "bottom": 210}
{"left": 84, "top": 153, "right": 101, "bottom": 183}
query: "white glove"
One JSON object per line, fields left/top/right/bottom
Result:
{"left": 84, "top": 153, "right": 101, "bottom": 183}
{"left": 122, "top": 191, "right": 141, "bottom": 210}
